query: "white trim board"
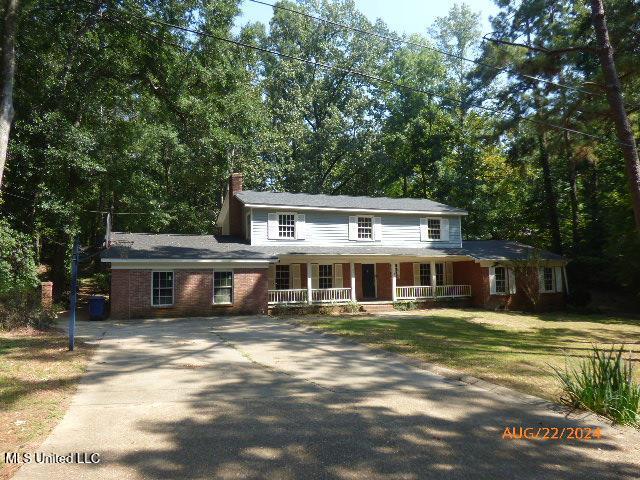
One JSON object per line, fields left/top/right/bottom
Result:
{"left": 243, "top": 203, "right": 468, "bottom": 216}
{"left": 103, "top": 258, "right": 274, "bottom": 264}
{"left": 110, "top": 261, "right": 271, "bottom": 270}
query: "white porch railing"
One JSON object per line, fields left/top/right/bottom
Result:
{"left": 268, "top": 289, "right": 308, "bottom": 304}
{"left": 396, "top": 286, "right": 434, "bottom": 300}
{"left": 311, "top": 288, "right": 352, "bottom": 303}
{"left": 396, "top": 284, "right": 471, "bottom": 300}
{"left": 434, "top": 285, "right": 471, "bottom": 298}
{"left": 268, "top": 288, "right": 352, "bottom": 305}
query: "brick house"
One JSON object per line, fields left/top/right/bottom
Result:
{"left": 102, "top": 173, "right": 568, "bottom": 319}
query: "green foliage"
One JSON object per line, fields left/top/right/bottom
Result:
{"left": 0, "top": 0, "right": 639, "bottom": 305}
{"left": 553, "top": 346, "right": 640, "bottom": 426}
{"left": 0, "top": 294, "right": 57, "bottom": 331}
{"left": 0, "top": 220, "right": 38, "bottom": 297}
{"left": 341, "top": 301, "right": 361, "bottom": 314}
{"left": 393, "top": 301, "right": 418, "bottom": 311}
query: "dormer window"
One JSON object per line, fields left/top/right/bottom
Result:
{"left": 278, "top": 213, "right": 296, "bottom": 238}
{"left": 427, "top": 219, "right": 441, "bottom": 240}
{"left": 357, "top": 216, "right": 373, "bottom": 239}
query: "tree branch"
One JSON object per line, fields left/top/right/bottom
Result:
{"left": 483, "top": 35, "right": 594, "bottom": 55}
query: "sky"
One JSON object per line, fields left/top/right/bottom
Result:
{"left": 235, "top": 0, "right": 500, "bottom": 36}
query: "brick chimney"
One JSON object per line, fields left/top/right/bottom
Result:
{"left": 228, "top": 173, "right": 244, "bottom": 237}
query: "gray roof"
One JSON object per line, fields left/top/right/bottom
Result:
{"left": 235, "top": 190, "right": 467, "bottom": 215}
{"left": 102, "top": 233, "right": 563, "bottom": 262}
{"left": 462, "top": 240, "right": 564, "bottom": 261}
{"left": 101, "top": 233, "right": 276, "bottom": 260}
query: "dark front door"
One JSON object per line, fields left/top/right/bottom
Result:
{"left": 362, "top": 264, "right": 376, "bottom": 299}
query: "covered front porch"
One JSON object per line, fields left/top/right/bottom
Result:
{"left": 267, "top": 257, "right": 473, "bottom": 306}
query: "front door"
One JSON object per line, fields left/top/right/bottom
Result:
{"left": 362, "top": 264, "right": 376, "bottom": 299}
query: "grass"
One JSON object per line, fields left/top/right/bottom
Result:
{"left": 0, "top": 329, "right": 94, "bottom": 479}
{"left": 295, "top": 308, "right": 640, "bottom": 401}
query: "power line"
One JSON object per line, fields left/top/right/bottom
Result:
{"left": 78, "top": 0, "right": 632, "bottom": 147}
{"left": 245, "top": 0, "right": 607, "bottom": 100}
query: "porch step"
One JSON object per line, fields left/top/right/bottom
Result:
{"left": 361, "top": 303, "right": 396, "bottom": 314}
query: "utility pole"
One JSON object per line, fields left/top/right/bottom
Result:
{"left": 69, "top": 237, "right": 79, "bottom": 351}
{"left": 589, "top": 0, "right": 640, "bottom": 233}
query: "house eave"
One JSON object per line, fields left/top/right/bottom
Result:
{"left": 240, "top": 202, "right": 468, "bottom": 216}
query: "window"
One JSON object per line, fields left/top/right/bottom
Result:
{"left": 543, "top": 267, "right": 554, "bottom": 292}
{"left": 427, "top": 219, "right": 441, "bottom": 240}
{"left": 357, "top": 216, "right": 373, "bottom": 239}
{"left": 152, "top": 271, "right": 173, "bottom": 306}
{"left": 213, "top": 271, "right": 233, "bottom": 304}
{"left": 278, "top": 213, "right": 295, "bottom": 238}
{"left": 435, "top": 263, "right": 445, "bottom": 286}
{"left": 494, "top": 267, "right": 507, "bottom": 294}
{"left": 319, "top": 264, "right": 333, "bottom": 289}
{"left": 419, "top": 264, "right": 431, "bottom": 286}
{"left": 275, "top": 265, "right": 290, "bottom": 290}
{"left": 246, "top": 213, "right": 251, "bottom": 240}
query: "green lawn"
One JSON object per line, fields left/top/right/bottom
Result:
{"left": 295, "top": 308, "right": 640, "bottom": 400}
{"left": 0, "top": 330, "right": 93, "bottom": 480}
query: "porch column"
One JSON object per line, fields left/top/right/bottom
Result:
{"left": 350, "top": 262, "right": 356, "bottom": 302}
{"left": 430, "top": 260, "right": 437, "bottom": 297}
{"left": 306, "top": 262, "right": 313, "bottom": 304}
{"left": 391, "top": 262, "right": 397, "bottom": 301}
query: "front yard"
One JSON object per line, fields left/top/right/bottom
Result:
{"left": 0, "top": 330, "right": 94, "bottom": 479}
{"left": 296, "top": 308, "right": 640, "bottom": 400}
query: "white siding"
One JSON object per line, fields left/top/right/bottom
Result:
{"left": 251, "top": 209, "right": 463, "bottom": 248}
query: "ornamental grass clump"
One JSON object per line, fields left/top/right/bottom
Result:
{"left": 553, "top": 345, "right": 640, "bottom": 426}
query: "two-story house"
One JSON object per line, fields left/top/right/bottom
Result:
{"left": 102, "top": 173, "right": 568, "bottom": 319}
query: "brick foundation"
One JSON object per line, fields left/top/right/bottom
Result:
{"left": 110, "top": 268, "right": 268, "bottom": 319}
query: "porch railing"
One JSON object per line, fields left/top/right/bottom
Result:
{"left": 396, "top": 284, "right": 471, "bottom": 300}
{"left": 396, "top": 286, "right": 433, "bottom": 300}
{"left": 268, "top": 289, "right": 307, "bottom": 305}
{"left": 311, "top": 287, "right": 351, "bottom": 303}
{"left": 268, "top": 288, "right": 352, "bottom": 305}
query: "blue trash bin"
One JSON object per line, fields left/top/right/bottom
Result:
{"left": 88, "top": 296, "right": 107, "bottom": 321}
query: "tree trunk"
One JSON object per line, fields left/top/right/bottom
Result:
{"left": 0, "top": 0, "right": 19, "bottom": 190}
{"left": 589, "top": 0, "right": 640, "bottom": 233}
{"left": 564, "top": 131, "right": 580, "bottom": 249}
{"left": 537, "top": 132, "right": 563, "bottom": 254}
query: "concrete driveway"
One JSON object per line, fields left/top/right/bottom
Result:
{"left": 15, "top": 316, "right": 640, "bottom": 479}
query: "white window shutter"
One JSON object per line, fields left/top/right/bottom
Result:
{"left": 348, "top": 216, "right": 357, "bottom": 241}
{"left": 419, "top": 218, "right": 428, "bottom": 241}
{"left": 445, "top": 262, "right": 453, "bottom": 285}
{"left": 291, "top": 264, "right": 301, "bottom": 289}
{"left": 508, "top": 268, "right": 516, "bottom": 294}
{"left": 538, "top": 268, "right": 545, "bottom": 292}
{"left": 489, "top": 266, "right": 496, "bottom": 295}
{"left": 268, "top": 264, "right": 276, "bottom": 289}
{"left": 267, "top": 213, "right": 278, "bottom": 240}
{"left": 295, "top": 214, "right": 306, "bottom": 240}
{"left": 311, "top": 264, "right": 319, "bottom": 289}
{"left": 554, "top": 266, "right": 563, "bottom": 293}
{"left": 373, "top": 217, "right": 382, "bottom": 241}
{"left": 333, "top": 263, "right": 343, "bottom": 288}
{"left": 413, "top": 263, "right": 420, "bottom": 286}
{"left": 441, "top": 218, "right": 450, "bottom": 241}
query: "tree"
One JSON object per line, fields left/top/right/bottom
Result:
{"left": 588, "top": 0, "right": 640, "bottom": 233}
{"left": 0, "top": 0, "right": 18, "bottom": 189}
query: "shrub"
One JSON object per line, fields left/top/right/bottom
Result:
{"left": 0, "top": 220, "right": 39, "bottom": 297}
{"left": 393, "top": 301, "right": 417, "bottom": 311}
{"left": 341, "top": 301, "right": 361, "bottom": 314}
{"left": 92, "top": 272, "right": 110, "bottom": 293}
{"left": 553, "top": 345, "right": 640, "bottom": 426}
{"left": 0, "top": 294, "right": 57, "bottom": 330}
{"left": 567, "top": 288, "right": 591, "bottom": 308}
